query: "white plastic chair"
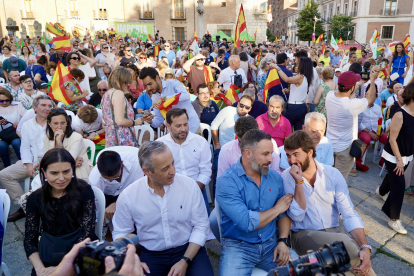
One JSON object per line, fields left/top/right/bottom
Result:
{"left": 199, "top": 123, "right": 212, "bottom": 144}
{"left": 157, "top": 126, "right": 167, "bottom": 138}
{"left": 83, "top": 139, "right": 96, "bottom": 163}
{"left": 91, "top": 186, "right": 106, "bottom": 241}
{"left": 215, "top": 199, "right": 268, "bottom": 276}
{"left": 379, "top": 163, "right": 386, "bottom": 177}
{"left": 0, "top": 77, "right": 5, "bottom": 84}
{"left": 96, "top": 146, "right": 139, "bottom": 162}
{"left": 1, "top": 193, "right": 11, "bottom": 276}
{"left": 361, "top": 141, "right": 376, "bottom": 165}
{"left": 134, "top": 125, "right": 154, "bottom": 145}
{"left": 23, "top": 144, "right": 39, "bottom": 193}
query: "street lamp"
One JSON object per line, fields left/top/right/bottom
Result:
{"left": 312, "top": 16, "right": 319, "bottom": 44}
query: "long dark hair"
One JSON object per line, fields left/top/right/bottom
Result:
{"left": 393, "top": 43, "right": 406, "bottom": 59}
{"left": 39, "top": 148, "right": 85, "bottom": 228}
{"left": 46, "top": 109, "right": 74, "bottom": 140}
{"left": 298, "top": 58, "right": 314, "bottom": 88}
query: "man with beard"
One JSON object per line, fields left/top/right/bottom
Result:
{"left": 157, "top": 108, "right": 212, "bottom": 214}
{"left": 256, "top": 95, "right": 292, "bottom": 147}
{"left": 216, "top": 129, "right": 297, "bottom": 275}
{"left": 282, "top": 131, "right": 375, "bottom": 276}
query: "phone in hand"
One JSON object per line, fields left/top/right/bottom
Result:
{"left": 143, "top": 110, "right": 151, "bottom": 116}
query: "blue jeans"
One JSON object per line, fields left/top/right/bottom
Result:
{"left": 212, "top": 148, "right": 221, "bottom": 198}
{"left": 219, "top": 236, "right": 298, "bottom": 276}
{"left": 0, "top": 139, "right": 21, "bottom": 168}
{"left": 201, "top": 187, "right": 210, "bottom": 216}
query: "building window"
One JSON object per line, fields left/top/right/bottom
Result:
{"left": 175, "top": 27, "right": 185, "bottom": 41}
{"left": 323, "top": 10, "right": 326, "bottom": 19}
{"left": 337, "top": 6, "right": 339, "bottom": 15}
{"left": 142, "top": 0, "right": 153, "bottom": 18}
{"left": 259, "top": 2, "right": 267, "bottom": 13}
{"left": 344, "top": 4, "right": 348, "bottom": 15}
{"left": 221, "top": 2, "right": 226, "bottom": 7}
{"left": 69, "top": 0, "right": 78, "bottom": 17}
{"left": 329, "top": 8, "right": 332, "bottom": 19}
{"left": 24, "top": 0, "right": 33, "bottom": 17}
{"left": 221, "top": 30, "right": 231, "bottom": 37}
{"left": 352, "top": 1, "right": 357, "bottom": 16}
{"left": 381, "top": 26, "right": 394, "bottom": 39}
{"left": 384, "top": 0, "right": 397, "bottom": 15}
{"left": 174, "top": 0, "right": 184, "bottom": 18}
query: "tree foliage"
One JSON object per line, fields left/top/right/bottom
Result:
{"left": 266, "top": 28, "right": 276, "bottom": 42}
{"left": 295, "top": 0, "right": 323, "bottom": 42}
{"left": 329, "top": 15, "right": 355, "bottom": 41}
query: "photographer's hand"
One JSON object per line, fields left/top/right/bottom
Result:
{"left": 105, "top": 244, "right": 150, "bottom": 276}
{"left": 49, "top": 238, "right": 90, "bottom": 276}
{"left": 353, "top": 248, "right": 371, "bottom": 275}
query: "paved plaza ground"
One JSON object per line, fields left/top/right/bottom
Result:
{"left": 3, "top": 147, "right": 414, "bottom": 276}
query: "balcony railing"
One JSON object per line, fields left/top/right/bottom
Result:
{"left": 351, "top": 11, "right": 357, "bottom": 17}
{"left": 380, "top": 9, "right": 399, "bottom": 16}
{"left": 171, "top": 9, "right": 186, "bottom": 20}
{"left": 21, "top": 10, "right": 35, "bottom": 19}
{"left": 140, "top": 10, "right": 154, "bottom": 20}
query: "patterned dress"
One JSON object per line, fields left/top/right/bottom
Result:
{"left": 315, "top": 82, "right": 331, "bottom": 119}
{"left": 64, "top": 81, "right": 84, "bottom": 112}
{"left": 101, "top": 89, "right": 138, "bottom": 148}
{"left": 257, "top": 71, "right": 268, "bottom": 99}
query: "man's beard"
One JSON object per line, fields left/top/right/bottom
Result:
{"left": 291, "top": 155, "right": 311, "bottom": 172}
{"left": 237, "top": 110, "right": 248, "bottom": 117}
{"left": 171, "top": 130, "right": 188, "bottom": 141}
{"left": 251, "top": 155, "right": 271, "bottom": 175}
{"left": 269, "top": 112, "right": 280, "bottom": 119}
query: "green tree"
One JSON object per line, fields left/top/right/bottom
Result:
{"left": 329, "top": 14, "right": 355, "bottom": 41}
{"left": 266, "top": 28, "right": 275, "bottom": 42}
{"left": 295, "top": 0, "right": 323, "bottom": 42}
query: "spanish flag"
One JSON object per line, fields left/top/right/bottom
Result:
{"left": 46, "top": 22, "right": 64, "bottom": 37}
{"left": 224, "top": 84, "right": 240, "bottom": 106}
{"left": 154, "top": 45, "right": 160, "bottom": 57}
{"left": 371, "top": 28, "right": 381, "bottom": 44}
{"left": 337, "top": 37, "right": 343, "bottom": 46}
{"left": 203, "top": 66, "right": 213, "bottom": 84}
{"left": 234, "top": 4, "right": 247, "bottom": 48}
{"left": 194, "top": 31, "right": 198, "bottom": 42}
{"left": 92, "top": 134, "right": 106, "bottom": 145}
{"left": 48, "top": 61, "right": 74, "bottom": 105}
{"left": 321, "top": 41, "right": 326, "bottom": 54}
{"left": 159, "top": 94, "right": 181, "bottom": 119}
{"left": 147, "top": 34, "right": 152, "bottom": 42}
{"left": 107, "top": 29, "right": 116, "bottom": 35}
{"left": 55, "top": 23, "right": 65, "bottom": 32}
{"left": 263, "top": 68, "right": 282, "bottom": 103}
{"left": 315, "top": 33, "right": 323, "bottom": 44}
{"left": 242, "top": 38, "right": 246, "bottom": 44}
{"left": 389, "top": 35, "right": 411, "bottom": 56}
{"left": 254, "top": 28, "right": 257, "bottom": 41}
{"left": 378, "top": 69, "right": 388, "bottom": 80}
{"left": 50, "top": 36, "right": 71, "bottom": 51}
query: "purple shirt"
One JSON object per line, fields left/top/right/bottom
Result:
{"left": 217, "top": 139, "right": 281, "bottom": 178}
{"left": 256, "top": 112, "right": 292, "bottom": 148}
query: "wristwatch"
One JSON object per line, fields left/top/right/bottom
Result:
{"left": 278, "top": 238, "right": 289, "bottom": 247}
{"left": 182, "top": 256, "right": 192, "bottom": 266}
{"left": 360, "top": 244, "right": 372, "bottom": 252}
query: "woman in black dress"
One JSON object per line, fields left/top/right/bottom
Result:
{"left": 24, "top": 148, "right": 97, "bottom": 276}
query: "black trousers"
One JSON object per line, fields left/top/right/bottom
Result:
{"left": 140, "top": 243, "right": 214, "bottom": 276}
{"left": 284, "top": 103, "right": 307, "bottom": 131}
{"left": 379, "top": 160, "right": 409, "bottom": 219}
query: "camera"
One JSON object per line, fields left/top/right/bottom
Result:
{"left": 361, "top": 62, "right": 371, "bottom": 80}
{"left": 73, "top": 234, "right": 140, "bottom": 276}
{"left": 267, "top": 241, "right": 351, "bottom": 276}
{"left": 216, "top": 35, "right": 220, "bottom": 42}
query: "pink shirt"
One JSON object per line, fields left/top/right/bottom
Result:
{"left": 217, "top": 139, "right": 281, "bottom": 178}
{"left": 256, "top": 112, "right": 292, "bottom": 147}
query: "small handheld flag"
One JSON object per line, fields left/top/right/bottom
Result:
{"left": 224, "top": 84, "right": 240, "bottom": 106}
{"left": 48, "top": 61, "right": 75, "bottom": 105}
{"left": 315, "top": 33, "right": 323, "bottom": 44}
{"left": 263, "top": 68, "right": 282, "bottom": 103}
{"left": 50, "top": 36, "right": 71, "bottom": 51}
{"left": 159, "top": 94, "right": 181, "bottom": 118}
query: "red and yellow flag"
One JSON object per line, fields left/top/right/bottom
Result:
{"left": 378, "top": 69, "right": 388, "bottom": 80}
{"left": 371, "top": 28, "right": 381, "bottom": 44}
{"left": 315, "top": 33, "right": 323, "bottom": 44}
{"left": 207, "top": 30, "right": 210, "bottom": 35}
{"left": 389, "top": 35, "right": 411, "bottom": 57}
{"left": 194, "top": 31, "right": 198, "bottom": 41}
{"left": 263, "top": 68, "right": 282, "bottom": 103}
{"left": 337, "top": 37, "right": 343, "bottom": 46}
{"left": 50, "top": 36, "right": 71, "bottom": 51}
{"left": 254, "top": 28, "right": 257, "bottom": 41}
{"left": 242, "top": 38, "right": 246, "bottom": 44}
{"left": 224, "top": 84, "right": 240, "bottom": 106}
{"left": 48, "top": 61, "right": 75, "bottom": 105}
{"left": 159, "top": 94, "right": 181, "bottom": 119}
{"left": 203, "top": 66, "right": 213, "bottom": 84}
{"left": 55, "top": 23, "right": 65, "bottom": 32}
{"left": 46, "top": 22, "right": 64, "bottom": 37}
{"left": 107, "top": 29, "right": 116, "bottom": 35}
{"left": 154, "top": 45, "right": 160, "bottom": 57}
{"left": 92, "top": 134, "right": 106, "bottom": 145}
{"left": 234, "top": 4, "right": 247, "bottom": 48}
{"left": 321, "top": 41, "right": 326, "bottom": 54}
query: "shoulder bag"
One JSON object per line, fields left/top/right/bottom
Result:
{"left": 349, "top": 139, "right": 367, "bottom": 159}
{"left": 0, "top": 121, "right": 20, "bottom": 144}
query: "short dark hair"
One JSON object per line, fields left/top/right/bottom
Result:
{"left": 349, "top": 53, "right": 357, "bottom": 59}
{"left": 240, "top": 129, "right": 272, "bottom": 153}
{"left": 284, "top": 130, "right": 316, "bottom": 158}
{"left": 324, "top": 50, "right": 330, "bottom": 54}
{"left": 239, "top": 52, "right": 248, "bottom": 62}
{"left": 349, "top": 63, "right": 362, "bottom": 74}
{"left": 97, "top": 151, "right": 122, "bottom": 177}
{"left": 46, "top": 109, "right": 74, "bottom": 141}
{"left": 389, "top": 81, "right": 398, "bottom": 90}
{"left": 350, "top": 47, "right": 357, "bottom": 52}
{"left": 139, "top": 67, "right": 159, "bottom": 80}
{"left": 276, "top": 53, "right": 288, "bottom": 64}
{"left": 234, "top": 116, "right": 259, "bottom": 138}
{"left": 402, "top": 82, "right": 414, "bottom": 105}
{"left": 70, "top": 68, "right": 85, "bottom": 80}
{"left": 319, "top": 61, "right": 325, "bottom": 65}
{"left": 166, "top": 108, "right": 188, "bottom": 125}
{"left": 239, "top": 95, "right": 254, "bottom": 105}
{"left": 197, "top": 83, "right": 208, "bottom": 94}
{"left": 19, "top": 75, "right": 31, "bottom": 83}
{"left": 218, "top": 49, "right": 225, "bottom": 55}
{"left": 294, "top": 50, "right": 308, "bottom": 58}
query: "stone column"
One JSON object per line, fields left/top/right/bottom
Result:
{"left": 20, "top": 23, "right": 27, "bottom": 38}
{"left": 33, "top": 21, "right": 42, "bottom": 38}
{"left": 197, "top": 0, "right": 204, "bottom": 39}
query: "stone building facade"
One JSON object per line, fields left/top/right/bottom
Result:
{"left": 268, "top": 0, "right": 298, "bottom": 41}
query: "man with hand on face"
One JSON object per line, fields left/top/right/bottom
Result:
{"left": 216, "top": 130, "right": 298, "bottom": 275}
{"left": 282, "top": 131, "right": 375, "bottom": 276}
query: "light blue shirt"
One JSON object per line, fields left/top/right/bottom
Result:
{"left": 379, "top": 89, "right": 393, "bottom": 102}
{"left": 279, "top": 137, "right": 334, "bottom": 170}
{"left": 329, "top": 53, "right": 341, "bottom": 66}
{"left": 210, "top": 106, "right": 243, "bottom": 146}
{"left": 159, "top": 50, "right": 176, "bottom": 67}
{"left": 282, "top": 161, "right": 364, "bottom": 232}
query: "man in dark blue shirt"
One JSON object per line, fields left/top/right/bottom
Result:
{"left": 232, "top": 88, "right": 268, "bottom": 118}
{"left": 217, "top": 49, "right": 228, "bottom": 71}
{"left": 267, "top": 53, "right": 292, "bottom": 102}
{"left": 49, "top": 50, "right": 69, "bottom": 66}
{"left": 219, "top": 38, "right": 229, "bottom": 50}
{"left": 216, "top": 130, "right": 297, "bottom": 275}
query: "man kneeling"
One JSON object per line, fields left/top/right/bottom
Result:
{"left": 112, "top": 141, "right": 214, "bottom": 276}
{"left": 216, "top": 130, "right": 298, "bottom": 276}
{"left": 282, "top": 131, "right": 375, "bottom": 276}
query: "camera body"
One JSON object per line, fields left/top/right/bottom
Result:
{"left": 361, "top": 68, "right": 371, "bottom": 80}
{"left": 74, "top": 234, "right": 140, "bottom": 276}
{"left": 204, "top": 34, "right": 212, "bottom": 41}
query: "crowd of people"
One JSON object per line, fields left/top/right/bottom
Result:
{"left": 0, "top": 28, "right": 414, "bottom": 276}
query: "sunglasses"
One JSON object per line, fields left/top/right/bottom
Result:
{"left": 239, "top": 103, "right": 251, "bottom": 110}
{"left": 196, "top": 58, "right": 205, "bottom": 61}
{"left": 140, "top": 57, "right": 147, "bottom": 59}
{"left": 165, "top": 45, "right": 170, "bottom": 47}
{"left": 98, "top": 88, "right": 108, "bottom": 92}
{"left": 125, "top": 49, "right": 131, "bottom": 52}
{"left": 50, "top": 108, "right": 65, "bottom": 114}
{"left": 0, "top": 100, "right": 11, "bottom": 103}
{"left": 22, "top": 80, "right": 32, "bottom": 84}
{"left": 102, "top": 47, "right": 109, "bottom": 49}
{"left": 71, "top": 57, "right": 80, "bottom": 60}
{"left": 73, "top": 45, "right": 78, "bottom": 47}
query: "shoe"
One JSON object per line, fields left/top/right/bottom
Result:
{"left": 356, "top": 162, "right": 370, "bottom": 172}
{"left": 388, "top": 220, "right": 407, "bottom": 234}
{"left": 376, "top": 187, "right": 388, "bottom": 201}
{"left": 7, "top": 207, "right": 26, "bottom": 222}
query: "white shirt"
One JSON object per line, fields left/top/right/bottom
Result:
{"left": 305, "top": 68, "right": 320, "bottom": 104}
{"left": 112, "top": 174, "right": 209, "bottom": 250}
{"left": 176, "top": 50, "right": 187, "bottom": 60}
{"left": 289, "top": 75, "right": 308, "bottom": 102}
{"left": 20, "top": 117, "right": 47, "bottom": 164}
{"left": 386, "top": 94, "right": 398, "bottom": 108}
{"left": 89, "top": 151, "right": 144, "bottom": 196}
{"left": 17, "top": 109, "right": 76, "bottom": 133}
{"left": 157, "top": 132, "right": 212, "bottom": 186}
{"left": 217, "top": 67, "right": 247, "bottom": 91}
{"left": 326, "top": 91, "right": 368, "bottom": 152}
{"left": 282, "top": 160, "right": 364, "bottom": 232}
{"left": 0, "top": 102, "right": 27, "bottom": 124}
{"left": 210, "top": 106, "right": 243, "bottom": 147}
{"left": 69, "top": 63, "right": 96, "bottom": 100}
{"left": 358, "top": 104, "right": 382, "bottom": 132}
{"left": 17, "top": 90, "right": 46, "bottom": 109}
{"left": 72, "top": 109, "right": 103, "bottom": 134}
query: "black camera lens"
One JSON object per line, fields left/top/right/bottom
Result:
{"left": 111, "top": 234, "right": 140, "bottom": 251}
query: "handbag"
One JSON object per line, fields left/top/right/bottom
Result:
{"left": 349, "top": 139, "right": 367, "bottom": 159}
{"left": 0, "top": 122, "right": 20, "bottom": 144}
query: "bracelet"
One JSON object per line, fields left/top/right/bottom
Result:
{"left": 295, "top": 180, "right": 304, "bottom": 185}
{"left": 132, "top": 120, "right": 136, "bottom": 127}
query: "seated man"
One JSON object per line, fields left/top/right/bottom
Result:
{"left": 216, "top": 130, "right": 298, "bottom": 275}
{"left": 282, "top": 131, "right": 375, "bottom": 276}
{"left": 112, "top": 141, "right": 214, "bottom": 276}
{"left": 232, "top": 88, "right": 268, "bottom": 118}
{"left": 379, "top": 81, "right": 397, "bottom": 107}
{"left": 157, "top": 108, "right": 212, "bottom": 214}
{"left": 88, "top": 80, "right": 108, "bottom": 108}
{"left": 73, "top": 104, "right": 105, "bottom": 140}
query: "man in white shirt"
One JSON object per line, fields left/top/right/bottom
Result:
{"left": 325, "top": 70, "right": 379, "bottom": 180}
{"left": 73, "top": 105, "right": 105, "bottom": 140}
{"left": 386, "top": 83, "right": 403, "bottom": 107}
{"left": 282, "top": 131, "right": 375, "bottom": 276}
{"left": 176, "top": 43, "right": 188, "bottom": 60}
{"left": 139, "top": 67, "right": 200, "bottom": 133}
{"left": 217, "top": 55, "right": 247, "bottom": 90}
{"left": 112, "top": 141, "right": 214, "bottom": 276}
{"left": 1, "top": 95, "right": 54, "bottom": 222}
{"left": 157, "top": 108, "right": 212, "bottom": 214}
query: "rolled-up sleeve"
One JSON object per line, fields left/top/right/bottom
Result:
{"left": 20, "top": 124, "right": 33, "bottom": 164}
{"left": 112, "top": 191, "right": 135, "bottom": 241}
{"left": 282, "top": 170, "right": 307, "bottom": 222}
{"left": 189, "top": 182, "right": 209, "bottom": 246}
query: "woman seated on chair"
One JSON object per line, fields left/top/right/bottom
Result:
{"left": 24, "top": 148, "right": 97, "bottom": 276}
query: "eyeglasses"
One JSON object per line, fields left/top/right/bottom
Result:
{"left": 0, "top": 100, "right": 11, "bottom": 103}
{"left": 102, "top": 47, "right": 109, "bottom": 49}
{"left": 165, "top": 45, "right": 170, "bottom": 47}
{"left": 98, "top": 88, "right": 108, "bottom": 92}
{"left": 104, "top": 73, "right": 110, "bottom": 76}
{"left": 196, "top": 58, "right": 205, "bottom": 61}
{"left": 198, "top": 92, "right": 210, "bottom": 96}
{"left": 140, "top": 57, "right": 147, "bottom": 59}
{"left": 239, "top": 103, "right": 251, "bottom": 110}
{"left": 21, "top": 80, "right": 32, "bottom": 84}
{"left": 125, "top": 49, "right": 131, "bottom": 52}
{"left": 50, "top": 108, "right": 65, "bottom": 114}
{"left": 71, "top": 57, "right": 80, "bottom": 60}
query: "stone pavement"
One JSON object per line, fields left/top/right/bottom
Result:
{"left": 2, "top": 147, "right": 414, "bottom": 276}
